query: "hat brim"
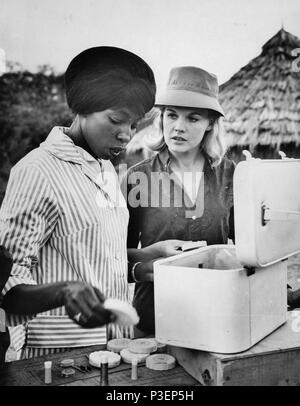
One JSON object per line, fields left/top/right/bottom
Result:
{"left": 155, "top": 89, "right": 225, "bottom": 117}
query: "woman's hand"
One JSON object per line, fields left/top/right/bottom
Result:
{"left": 128, "top": 240, "right": 184, "bottom": 263}
{"left": 151, "top": 239, "right": 184, "bottom": 258}
{"left": 60, "top": 282, "right": 115, "bottom": 328}
{"left": 133, "top": 260, "right": 156, "bottom": 283}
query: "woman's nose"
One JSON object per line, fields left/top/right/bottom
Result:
{"left": 117, "top": 127, "right": 132, "bottom": 144}
{"left": 174, "top": 117, "right": 185, "bottom": 133}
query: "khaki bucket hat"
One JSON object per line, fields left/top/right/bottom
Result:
{"left": 155, "top": 66, "right": 224, "bottom": 117}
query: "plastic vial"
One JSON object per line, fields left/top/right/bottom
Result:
{"left": 44, "top": 361, "right": 52, "bottom": 384}
{"left": 100, "top": 355, "right": 109, "bottom": 386}
{"left": 131, "top": 358, "right": 138, "bottom": 380}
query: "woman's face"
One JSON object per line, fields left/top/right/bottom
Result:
{"left": 162, "top": 107, "right": 211, "bottom": 155}
{"left": 80, "top": 108, "right": 140, "bottom": 160}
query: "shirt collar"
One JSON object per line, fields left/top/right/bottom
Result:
{"left": 40, "top": 127, "right": 85, "bottom": 165}
{"left": 157, "top": 145, "right": 213, "bottom": 173}
{"left": 76, "top": 145, "right": 102, "bottom": 169}
{"left": 157, "top": 146, "right": 171, "bottom": 170}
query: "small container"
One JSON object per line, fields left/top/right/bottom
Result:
{"left": 100, "top": 355, "right": 109, "bottom": 386}
{"left": 44, "top": 361, "right": 52, "bottom": 384}
{"left": 61, "top": 367, "right": 75, "bottom": 377}
{"left": 131, "top": 358, "right": 138, "bottom": 380}
{"left": 59, "top": 358, "right": 74, "bottom": 368}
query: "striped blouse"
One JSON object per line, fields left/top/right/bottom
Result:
{"left": 0, "top": 127, "right": 131, "bottom": 355}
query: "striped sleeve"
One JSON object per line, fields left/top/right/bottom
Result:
{"left": 0, "top": 163, "right": 60, "bottom": 325}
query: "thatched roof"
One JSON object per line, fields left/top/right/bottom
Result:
{"left": 219, "top": 28, "right": 300, "bottom": 149}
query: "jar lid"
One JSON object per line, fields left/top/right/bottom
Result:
{"left": 146, "top": 354, "right": 176, "bottom": 371}
{"left": 120, "top": 348, "right": 149, "bottom": 364}
{"left": 107, "top": 338, "right": 132, "bottom": 353}
{"left": 61, "top": 367, "right": 75, "bottom": 377}
{"left": 89, "top": 350, "right": 121, "bottom": 368}
{"left": 59, "top": 358, "right": 74, "bottom": 368}
{"left": 129, "top": 338, "right": 157, "bottom": 354}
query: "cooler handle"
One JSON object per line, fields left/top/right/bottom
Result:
{"left": 262, "top": 204, "right": 300, "bottom": 225}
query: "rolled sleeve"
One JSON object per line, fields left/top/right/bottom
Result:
{"left": 0, "top": 163, "right": 59, "bottom": 325}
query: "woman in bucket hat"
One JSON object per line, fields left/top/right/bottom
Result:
{"left": 124, "top": 66, "right": 236, "bottom": 335}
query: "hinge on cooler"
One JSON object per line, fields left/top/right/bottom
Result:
{"left": 245, "top": 267, "right": 255, "bottom": 277}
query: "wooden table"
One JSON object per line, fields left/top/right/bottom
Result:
{"left": 3, "top": 312, "right": 300, "bottom": 387}
{"left": 169, "top": 310, "right": 300, "bottom": 386}
{"left": 0, "top": 345, "right": 200, "bottom": 386}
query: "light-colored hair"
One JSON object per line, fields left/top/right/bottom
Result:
{"left": 145, "top": 107, "right": 227, "bottom": 167}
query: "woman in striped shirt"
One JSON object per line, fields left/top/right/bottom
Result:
{"left": 0, "top": 46, "right": 156, "bottom": 358}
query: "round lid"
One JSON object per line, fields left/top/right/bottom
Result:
{"left": 59, "top": 358, "right": 74, "bottom": 368}
{"left": 107, "top": 338, "right": 132, "bottom": 353}
{"left": 146, "top": 354, "right": 176, "bottom": 371}
{"left": 129, "top": 338, "right": 157, "bottom": 354}
{"left": 120, "top": 348, "right": 149, "bottom": 364}
{"left": 89, "top": 350, "right": 121, "bottom": 368}
{"left": 61, "top": 367, "right": 75, "bottom": 377}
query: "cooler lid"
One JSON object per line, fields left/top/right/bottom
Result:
{"left": 234, "top": 156, "right": 300, "bottom": 267}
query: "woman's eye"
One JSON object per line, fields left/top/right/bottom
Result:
{"left": 167, "top": 113, "right": 177, "bottom": 119}
{"left": 109, "top": 117, "right": 121, "bottom": 125}
{"left": 189, "top": 117, "right": 198, "bottom": 123}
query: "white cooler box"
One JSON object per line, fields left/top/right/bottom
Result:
{"left": 154, "top": 156, "right": 300, "bottom": 353}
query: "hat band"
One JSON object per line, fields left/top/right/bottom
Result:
{"left": 155, "top": 89, "right": 224, "bottom": 117}
{"left": 168, "top": 84, "right": 218, "bottom": 98}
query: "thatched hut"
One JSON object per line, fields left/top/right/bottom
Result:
{"left": 120, "top": 28, "right": 300, "bottom": 167}
{"left": 219, "top": 28, "right": 300, "bottom": 161}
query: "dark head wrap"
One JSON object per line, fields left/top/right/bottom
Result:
{"left": 64, "top": 46, "right": 156, "bottom": 118}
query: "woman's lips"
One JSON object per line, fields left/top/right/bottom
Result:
{"left": 109, "top": 147, "right": 125, "bottom": 156}
{"left": 172, "top": 136, "right": 187, "bottom": 142}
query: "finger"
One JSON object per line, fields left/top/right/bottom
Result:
{"left": 93, "top": 287, "right": 106, "bottom": 304}
{"left": 78, "top": 288, "right": 115, "bottom": 325}
{"left": 173, "top": 240, "right": 186, "bottom": 248}
{"left": 64, "top": 290, "right": 95, "bottom": 325}
{"left": 83, "top": 308, "right": 114, "bottom": 328}
{"left": 64, "top": 301, "right": 83, "bottom": 324}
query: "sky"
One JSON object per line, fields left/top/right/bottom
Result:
{"left": 1, "top": 0, "right": 300, "bottom": 90}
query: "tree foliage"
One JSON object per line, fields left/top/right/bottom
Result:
{"left": 0, "top": 66, "right": 73, "bottom": 203}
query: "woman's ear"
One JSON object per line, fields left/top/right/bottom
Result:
{"left": 206, "top": 118, "right": 215, "bottom": 132}
{"left": 68, "top": 114, "right": 84, "bottom": 138}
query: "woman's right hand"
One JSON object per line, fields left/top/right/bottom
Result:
{"left": 151, "top": 239, "right": 185, "bottom": 258}
{"left": 60, "top": 282, "right": 115, "bottom": 328}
